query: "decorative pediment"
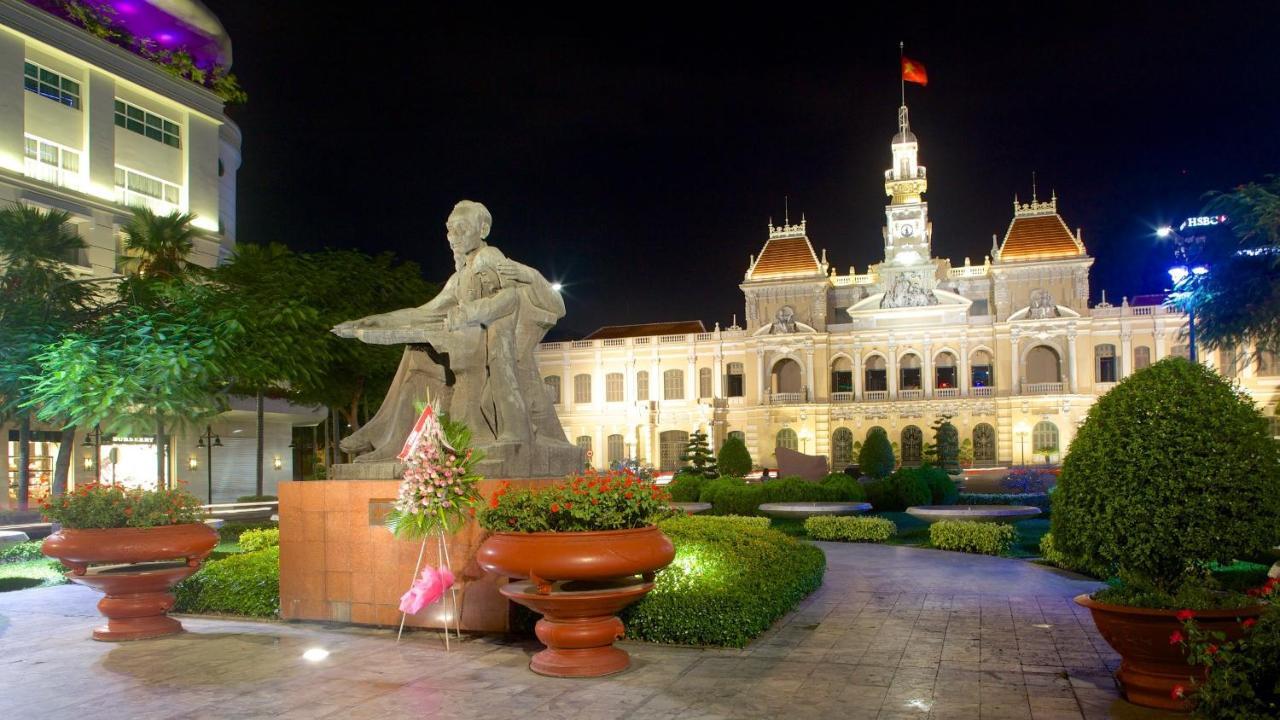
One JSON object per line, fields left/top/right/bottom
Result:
{"left": 1008, "top": 304, "right": 1082, "bottom": 321}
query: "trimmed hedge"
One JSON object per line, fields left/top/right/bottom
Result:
{"left": 804, "top": 516, "right": 897, "bottom": 543}
{"left": 174, "top": 547, "right": 279, "bottom": 617}
{"left": 217, "top": 520, "right": 276, "bottom": 543}
{"left": 699, "top": 476, "right": 865, "bottom": 516}
{"left": 957, "top": 492, "right": 1051, "bottom": 513}
{"left": 666, "top": 473, "right": 706, "bottom": 502}
{"left": 929, "top": 520, "right": 1018, "bottom": 556}
{"left": 622, "top": 515, "right": 825, "bottom": 647}
{"left": 698, "top": 515, "right": 770, "bottom": 530}
{"left": 1039, "top": 532, "right": 1107, "bottom": 577}
{"left": 235, "top": 495, "right": 278, "bottom": 503}
{"left": 239, "top": 527, "right": 279, "bottom": 552}
{"left": 919, "top": 465, "right": 959, "bottom": 505}
{"left": 864, "top": 468, "right": 932, "bottom": 512}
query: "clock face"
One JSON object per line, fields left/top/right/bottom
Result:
{"left": 899, "top": 224, "right": 914, "bottom": 238}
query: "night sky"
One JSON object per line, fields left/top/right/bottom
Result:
{"left": 210, "top": 2, "right": 1280, "bottom": 339}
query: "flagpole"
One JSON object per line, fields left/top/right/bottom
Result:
{"left": 899, "top": 41, "right": 905, "bottom": 107}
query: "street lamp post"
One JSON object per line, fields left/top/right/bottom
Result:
{"left": 195, "top": 425, "right": 223, "bottom": 504}
{"left": 1160, "top": 225, "right": 1209, "bottom": 364}
{"left": 81, "top": 424, "right": 104, "bottom": 484}
{"left": 1014, "top": 422, "right": 1029, "bottom": 466}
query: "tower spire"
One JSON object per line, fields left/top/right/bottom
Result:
{"left": 1031, "top": 170, "right": 1037, "bottom": 203}
{"left": 899, "top": 41, "right": 905, "bottom": 107}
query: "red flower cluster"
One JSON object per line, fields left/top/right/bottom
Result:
{"left": 477, "top": 469, "right": 672, "bottom": 533}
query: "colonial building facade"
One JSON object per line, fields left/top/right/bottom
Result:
{"left": 536, "top": 105, "right": 1280, "bottom": 472}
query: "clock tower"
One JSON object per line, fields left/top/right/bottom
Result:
{"left": 882, "top": 105, "right": 932, "bottom": 266}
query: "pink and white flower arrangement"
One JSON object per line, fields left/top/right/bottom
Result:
{"left": 385, "top": 401, "right": 485, "bottom": 539}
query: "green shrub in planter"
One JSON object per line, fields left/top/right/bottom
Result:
{"left": 804, "top": 516, "right": 896, "bottom": 542}
{"left": 1053, "top": 358, "right": 1280, "bottom": 603}
{"left": 859, "top": 427, "right": 895, "bottom": 479}
{"left": 865, "top": 468, "right": 932, "bottom": 511}
{"left": 666, "top": 472, "right": 706, "bottom": 502}
{"left": 716, "top": 435, "right": 753, "bottom": 478}
{"left": 930, "top": 520, "right": 1018, "bottom": 556}
{"left": 622, "top": 515, "right": 825, "bottom": 647}
{"left": 818, "top": 473, "right": 867, "bottom": 502}
{"left": 175, "top": 547, "right": 279, "bottom": 617}
{"left": 238, "top": 527, "right": 279, "bottom": 552}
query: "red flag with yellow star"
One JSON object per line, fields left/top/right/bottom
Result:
{"left": 902, "top": 56, "right": 928, "bottom": 86}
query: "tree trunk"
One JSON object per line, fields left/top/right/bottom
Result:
{"left": 155, "top": 414, "right": 166, "bottom": 490}
{"left": 52, "top": 425, "right": 75, "bottom": 497}
{"left": 17, "top": 414, "right": 31, "bottom": 511}
{"left": 256, "top": 390, "right": 265, "bottom": 497}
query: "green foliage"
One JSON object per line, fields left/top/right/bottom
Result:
{"left": 216, "top": 521, "right": 275, "bottom": 543}
{"left": 864, "top": 468, "right": 932, "bottom": 511}
{"left": 478, "top": 471, "right": 670, "bottom": 532}
{"left": 384, "top": 414, "right": 484, "bottom": 539}
{"left": 1179, "top": 580, "right": 1280, "bottom": 718}
{"left": 858, "top": 427, "right": 895, "bottom": 479}
{"left": 917, "top": 464, "right": 959, "bottom": 505}
{"left": 958, "top": 492, "right": 1052, "bottom": 513}
{"left": 1038, "top": 532, "right": 1107, "bottom": 577}
{"left": 0, "top": 558, "right": 66, "bottom": 592}
{"left": 930, "top": 520, "right": 1019, "bottom": 556}
{"left": 234, "top": 495, "right": 278, "bottom": 503}
{"left": 958, "top": 438, "right": 974, "bottom": 466}
{"left": 925, "top": 417, "right": 961, "bottom": 473}
{"left": 679, "top": 430, "right": 718, "bottom": 478}
{"left": 0, "top": 540, "right": 44, "bottom": 563}
{"left": 621, "top": 515, "right": 826, "bottom": 647}
{"left": 716, "top": 435, "right": 752, "bottom": 477}
{"left": 804, "top": 516, "right": 897, "bottom": 543}
{"left": 698, "top": 476, "right": 864, "bottom": 516}
{"left": 238, "top": 527, "right": 279, "bottom": 553}
{"left": 695, "top": 515, "right": 770, "bottom": 531}
{"left": 40, "top": 484, "right": 205, "bottom": 529}
{"left": 1053, "top": 358, "right": 1280, "bottom": 600}
{"left": 174, "top": 547, "right": 279, "bottom": 617}
{"left": 819, "top": 473, "right": 867, "bottom": 502}
{"left": 666, "top": 472, "right": 706, "bottom": 502}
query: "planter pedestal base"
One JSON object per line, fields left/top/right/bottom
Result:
{"left": 500, "top": 578, "right": 653, "bottom": 678}
{"left": 71, "top": 562, "right": 199, "bottom": 642}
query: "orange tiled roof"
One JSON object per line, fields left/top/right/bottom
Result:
{"left": 749, "top": 236, "right": 822, "bottom": 279}
{"left": 584, "top": 320, "right": 706, "bottom": 340}
{"left": 999, "top": 214, "right": 1083, "bottom": 261}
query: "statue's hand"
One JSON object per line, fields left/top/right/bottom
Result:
{"left": 331, "top": 320, "right": 359, "bottom": 337}
{"left": 495, "top": 260, "right": 531, "bottom": 285}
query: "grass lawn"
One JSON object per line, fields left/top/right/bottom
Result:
{"left": 771, "top": 511, "right": 1051, "bottom": 559}
{"left": 0, "top": 559, "right": 67, "bottom": 592}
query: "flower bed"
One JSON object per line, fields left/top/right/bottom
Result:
{"left": 621, "top": 515, "right": 826, "bottom": 647}
{"left": 478, "top": 470, "right": 669, "bottom": 532}
{"left": 929, "top": 520, "right": 1018, "bottom": 556}
{"left": 804, "top": 516, "right": 897, "bottom": 543}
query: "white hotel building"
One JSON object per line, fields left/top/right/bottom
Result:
{"left": 536, "top": 106, "right": 1280, "bottom": 473}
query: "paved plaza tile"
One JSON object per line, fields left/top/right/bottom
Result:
{"left": 0, "top": 543, "right": 1177, "bottom": 719}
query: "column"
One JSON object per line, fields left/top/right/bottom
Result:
{"left": 625, "top": 359, "right": 635, "bottom": 403}
{"left": 757, "top": 349, "right": 768, "bottom": 402}
{"left": 887, "top": 348, "right": 898, "bottom": 398}
{"left": 959, "top": 342, "right": 970, "bottom": 396}
{"left": 651, "top": 356, "right": 661, "bottom": 403}
{"left": 853, "top": 347, "right": 864, "bottom": 401}
{"left": 1120, "top": 332, "right": 1133, "bottom": 379}
{"left": 686, "top": 353, "right": 696, "bottom": 402}
{"left": 923, "top": 345, "right": 934, "bottom": 398}
{"left": 1009, "top": 337, "right": 1020, "bottom": 395}
{"left": 713, "top": 353, "right": 723, "bottom": 398}
{"left": 1154, "top": 332, "right": 1167, "bottom": 361}
{"left": 0, "top": 31, "right": 24, "bottom": 174}
{"left": 804, "top": 349, "right": 815, "bottom": 402}
{"left": 594, "top": 351, "right": 604, "bottom": 410}
{"left": 1066, "top": 333, "right": 1079, "bottom": 393}
{"left": 563, "top": 358, "right": 573, "bottom": 412}
{"left": 85, "top": 70, "right": 116, "bottom": 199}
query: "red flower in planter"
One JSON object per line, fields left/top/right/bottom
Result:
{"left": 1206, "top": 644, "right": 1219, "bottom": 655}
{"left": 1171, "top": 684, "right": 1186, "bottom": 700}
{"left": 1176, "top": 609, "right": 1195, "bottom": 622}
{"left": 1169, "top": 630, "right": 1183, "bottom": 644}
{"left": 550, "top": 503, "right": 561, "bottom": 513}
{"left": 1243, "top": 618, "right": 1257, "bottom": 629}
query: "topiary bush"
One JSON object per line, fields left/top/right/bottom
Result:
{"left": 238, "top": 527, "right": 279, "bottom": 552}
{"left": 1039, "top": 532, "right": 1107, "bottom": 577}
{"left": 716, "top": 435, "right": 752, "bottom": 478}
{"left": 819, "top": 473, "right": 867, "bottom": 502}
{"left": 174, "top": 547, "right": 279, "bottom": 617}
{"left": 918, "top": 464, "right": 959, "bottom": 505}
{"left": 622, "top": 515, "right": 825, "bottom": 646}
{"left": 859, "top": 427, "right": 895, "bottom": 479}
{"left": 696, "top": 515, "right": 770, "bottom": 531}
{"left": 804, "top": 516, "right": 897, "bottom": 542}
{"left": 930, "top": 520, "right": 1018, "bottom": 556}
{"left": 864, "top": 468, "right": 932, "bottom": 511}
{"left": 1053, "top": 358, "right": 1280, "bottom": 602}
{"left": 666, "top": 472, "right": 706, "bottom": 502}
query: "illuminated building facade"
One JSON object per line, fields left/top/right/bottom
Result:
{"left": 537, "top": 105, "right": 1280, "bottom": 471}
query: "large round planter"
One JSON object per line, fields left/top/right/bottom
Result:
{"left": 1075, "top": 594, "right": 1264, "bottom": 711}
{"left": 43, "top": 523, "right": 219, "bottom": 641}
{"left": 478, "top": 525, "right": 675, "bottom": 677}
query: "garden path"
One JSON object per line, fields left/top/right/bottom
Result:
{"left": 0, "top": 544, "right": 1175, "bottom": 719}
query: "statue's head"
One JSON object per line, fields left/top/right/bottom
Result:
{"left": 447, "top": 200, "right": 492, "bottom": 255}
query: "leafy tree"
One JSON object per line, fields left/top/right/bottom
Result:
{"left": 716, "top": 435, "right": 752, "bottom": 477}
{"left": 0, "top": 204, "right": 97, "bottom": 507}
{"left": 1174, "top": 175, "right": 1280, "bottom": 356}
{"left": 858, "top": 427, "right": 895, "bottom": 479}
{"left": 680, "top": 430, "right": 718, "bottom": 479}
{"left": 118, "top": 207, "right": 200, "bottom": 281}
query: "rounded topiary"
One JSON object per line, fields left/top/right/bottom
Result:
{"left": 1052, "top": 358, "right": 1280, "bottom": 595}
{"left": 717, "top": 435, "right": 752, "bottom": 478}
{"left": 859, "top": 427, "right": 895, "bottom": 479}
{"left": 935, "top": 421, "right": 961, "bottom": 473}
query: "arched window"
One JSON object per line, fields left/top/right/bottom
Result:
{"left": 1025, "top": 346, "right": 1062, "bottom": 384}
{"left": 1133, "top": 346, "right": 1151, "bottom": 371}
{"left": 830, "top": 357, "right": 853, "bottom": 394}
{"left": 775, "top": 428, "right": 798, "bottom": 453}
{"left": 1095, "top": 344, "right": 1117, "bottom": 383}
{"left": 699, "top": 367, "right": 713, "bottom": 399}
{"left": 544, "top": 375, "right": 561, "bottom": 405}
{"left": 899, "top": 354, "right": 922, "bottom": 390}
{"left": 934, "top": 352, "right": 957, "bottom": 389}
{"left": 576, "top": 435, "right": 593, "bottom": 459}
{"left": 725, "top": 362, "right": 745, "bottom": 397}
{"left": 659, "top": 430, "right": 688, "bottom": 471}
{"left": 866, "top": 425, "right": 886, "bottom": 441}
{"left": 607, "top": 434, "right": 625, "bottom": 465}
{"left": 864, "top": 356, "right": 887, "bottom": 392}
{"left": 831, "top": 427, "right": 854, "bottom": 468}
{"left": 663, "top": 369, "right": 684, "bottom": 400}
{"left": 973, "top": 423, "right": 996, "bottom": 464}
{"left": 605, "top": 372, "right": 624, "bottom": 402}
{"left": 728, "top": 430, "right": 745, "bottom": 443}
{"left": 636, "top": 370, "right": 649, "bottom": 401}
{"left": 971, "top": 350, "right": 993, "bottom": 388}
{"left": 573, "top": 373, "right": 592, "bottom": 403}
{"left": 771, "top": 358, "right": 803, "bottom": 394}
{"left": 1032, "top": 421, "right": 1059, "bottom": 458}
{"left": 901, "top": 426, "right": 923, "bottom": 464}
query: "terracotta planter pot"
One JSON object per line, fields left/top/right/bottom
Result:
{"left": 478, "top": 525, "right": 675, "bottom": 677}
{"left": 1075, "top": 594, "right": 1264, "bottom": 711}
{"left": 477, "top": 525, "right": 675, "bottom": 592}
{"left": 43, "top": 523, "right": 219, "bottom": 641}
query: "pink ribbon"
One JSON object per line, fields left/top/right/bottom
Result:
{"left": 398, "top": 565, "right": 456, "bottom": 615}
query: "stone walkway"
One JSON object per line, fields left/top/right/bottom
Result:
{"left": 0, "top": 544, "right": 1175, "bottom": 719}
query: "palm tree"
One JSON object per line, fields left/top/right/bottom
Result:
{"left": 0, "top": 203, "right": 94, "bottom": 508}
{"left": 119, "top": 207, "right": 200, "bottom": 280}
